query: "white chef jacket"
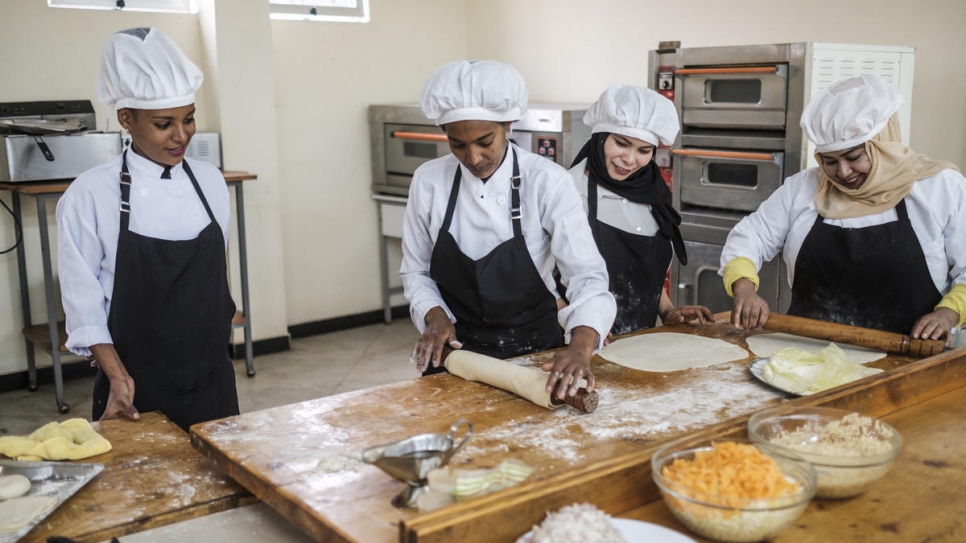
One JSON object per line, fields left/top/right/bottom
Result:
{"left": 56, "top": 150, "right": 231, "bottom": 357}
{"left": 720, "top": 167, "right": 966, "bottom": 294}
{"left": 569, "top": 159, "right": 662, "bottom": 237}
{"left": 401, "top": 144, "right": 617, "bottom": 349}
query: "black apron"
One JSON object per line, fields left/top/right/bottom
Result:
{"left": 92, "top": 151, "right": 240, "bottom": 431}
{"left": 587, "top": 177, "right": 672, "bottom": 335}
{"left": 788, "top": 199, "right": 942, "bottom": 334}
{"left": 425, "top": 149, "right": 564, "bottom": 374}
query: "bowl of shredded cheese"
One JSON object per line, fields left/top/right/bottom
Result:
{"left": 651, "top": 438, "right": 815, "bottom": 542}
{"left": 748, "top": 406, "right": 901, "bottom": 499}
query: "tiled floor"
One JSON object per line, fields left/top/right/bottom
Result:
{"left": 0, "top": 320, "right": 421, "bottom": 436}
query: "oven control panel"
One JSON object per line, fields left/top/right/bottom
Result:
{"left": 535, "top": 137, "right": 558, "bottom": 161}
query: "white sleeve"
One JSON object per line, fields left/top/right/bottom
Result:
{"left": 543, "top": 173, "right": 616, "bottom": 349}
{"left": 400, "top": 171, "right": 455, "bottom": 333}
{"left": 720, "top": 177, "right": 800, "bottom": 272}
{"left": 56, "top": 190, "right": 113, "bottom": 357}
{"left": 939, "top": 171, "right": 966, "bottom": 288}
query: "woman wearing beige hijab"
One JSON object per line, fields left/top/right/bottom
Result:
{"left": 720, "top": 75, "right": 965, "bottom": 345}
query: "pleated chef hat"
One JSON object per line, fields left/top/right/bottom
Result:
{"left": 98, "top": 27, "right": 203, "bottom": 110}
{"left": 583, "top": 84, "right": 680, "bottom": 146}
{"left": 420, "top": 60, "right": 528, "bottom": 125}
{"left": 801, "top": 75, "right": 904, "bottom": 153}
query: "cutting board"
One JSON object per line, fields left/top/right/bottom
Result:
{"left": 21, "top": 412, "right": 256, "bottom": 543}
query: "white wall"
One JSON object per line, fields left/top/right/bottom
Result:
{"left": 466, "top": 0, "right": 966, "bottom": 165}
{"left": 271, "top": 0, "right": 467, "bottom": 325}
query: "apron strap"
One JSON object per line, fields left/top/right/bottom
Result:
{"left": 182, "top": 160, "right": 217, "bottom": 222}
{"left": 119, "top": 149, "right": 133, "bottom": 232}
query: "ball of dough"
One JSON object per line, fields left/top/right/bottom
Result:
{"left": 0, "top": 474, "right": 31, "bottom": 500}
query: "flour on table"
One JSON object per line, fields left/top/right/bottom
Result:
{"left": 746, "top": 333, "right": 886, "bottom": 363}
{"left": 599, "top": 332, "right": 749, "bottom": 372}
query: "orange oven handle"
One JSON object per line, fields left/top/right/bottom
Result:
{"left": 672, "top": 149, "right": 776, "bottom": 161}
{"left": 674, "top": 66, "right": 779, "bottom": 75}
{"left": 391, "top": 131, "right": 448, "bottom": 143}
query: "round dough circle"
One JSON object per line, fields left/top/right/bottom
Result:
{"left": 599, "top": 332, "right": 749, "bottom": 372}
{"left": 745, "top": 333, "right": 886, "bottom": 364}
{"left": 0, "top": 474, "right": 31, "bottom": 500}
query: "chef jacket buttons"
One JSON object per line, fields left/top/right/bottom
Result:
{"left": 157, "top": 225, "right": 166, "bottom": 233}
{"left": 498, "top": 195, "right": 507, "bottom": 205}
{"left": 636, "top": 226, "right": 642, "bottom": 232}
{"left": 622, "top": 198, "right": 628, "bottom": 203}
{"left": 139, "top": 188, "right": 148, "bottom": 196}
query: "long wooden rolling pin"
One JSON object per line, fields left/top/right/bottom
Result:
{"left": 440, "top": 348, "right": 598, "bottom": 413}
{"left": 762, "top": 313, "right": 946, "bottom": 357}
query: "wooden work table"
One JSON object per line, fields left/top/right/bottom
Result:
{"left": 188, "top": 320, "right": 966, "bottom": 543}
{"left": 20, "top": 412, "right": 255, "bottom": 543}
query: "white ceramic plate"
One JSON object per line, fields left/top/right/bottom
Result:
{"left": 611, "top": 518, "right": 697, "bottom": 542}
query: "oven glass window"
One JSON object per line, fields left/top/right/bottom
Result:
{"left": 403, "top": 142, "right": 438, "bottom": 159}
{"left": 705, "top": 80, "right": 762, "bottom": 104}
{"left": 706, "top": 163, "right": 758, "bottom": 188}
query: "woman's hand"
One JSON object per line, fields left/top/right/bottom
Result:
{"left": 662, "top": 305, "right": 715, "bottom": 325}
{"left": 411, "top": 306, "right": 461, "bottom": 372}
{"left": 541, "top": 326, "right": 597, "bottom": 400}
{"left": 911, "top": 308, "right": 960, "bottom": 346}
{"left": 731, "top": 278, "right": 770, "bottom": 329}
{"left": 89, "top": 344, "right": 140, "bottom": 422}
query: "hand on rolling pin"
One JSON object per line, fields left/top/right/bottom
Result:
{"left": 910, "top": 307, "right": 959, "bottom": 347}
{"left": 731, "top": 278, "right": 770, "bottom": 330}
{"left": 541, "top": 326, "right": 597, "bottom": 400}
{"left": 411, "top": 306, "right": 463, "bottom": 372}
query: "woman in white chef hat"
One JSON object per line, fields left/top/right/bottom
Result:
{"left": 720, "top": 74, "right": 965, "bottom": 344}
{"left": 570, "top": 84, "right": 713, "bottom": 338}
{"left": 401, "top": 60, "right": 616, "bottom": 400}
{"left": 57, "top": 27, "right": 239, "bottom": 430}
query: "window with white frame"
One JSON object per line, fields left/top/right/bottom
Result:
{"left": 48, "top": 0, "right": 197, "bottom": 13}
{"left": 269, "top": 0, "right": 369, "bottom": 22}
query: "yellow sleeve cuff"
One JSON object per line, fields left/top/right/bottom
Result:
{"left": 723, "top": 257, "right": 760, "bottom": 298}
{"left": 936, "top": 283, "right": 966, "bottom": 328}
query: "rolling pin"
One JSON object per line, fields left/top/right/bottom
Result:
{"left": 762, "top": 313, "right": 946, "bottom": 357}
{"left": 441, "top": 348, "right": 599, "bottom": 414}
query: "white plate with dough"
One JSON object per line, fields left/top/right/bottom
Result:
{"left": 612, "top": 518, "right": 698, "bottom": 542}
{"left": 0, "top": 460, "right": 103, "bottom": 542}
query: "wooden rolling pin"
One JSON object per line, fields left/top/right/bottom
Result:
{"left": 440, "top": 347, "right": 599, "bottom": 413}
{"left": 762, "top": 313, "right": 946, "bottom": 357}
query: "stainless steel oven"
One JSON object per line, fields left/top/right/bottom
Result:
{"left": 369, "top": 103, "right": 590, "bottom": 197}
{"left": 650, "top": 42, "right": 916, "bottom": 314}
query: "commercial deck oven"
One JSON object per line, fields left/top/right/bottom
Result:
{"left": 648, "top": 42, "right": 915, "bottom": 315}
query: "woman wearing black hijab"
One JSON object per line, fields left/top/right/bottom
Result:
{"left": 568, "top": 84, "right": 713, "bottom": 338}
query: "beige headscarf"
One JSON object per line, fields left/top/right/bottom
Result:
{"left": 814, "top": 115, "right": 959, "bottom": 219}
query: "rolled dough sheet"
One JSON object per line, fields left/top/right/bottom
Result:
{"left": 445, "top": 351, "right": 573, "bottom": 409}
{"left": 746, "top": 333, "right": 886, "bottom": 364}
{"left": 599, "top": 332, "right": 749, "bottom": 372}
{"left": 0, "top": 494, "right": 58, "bottom": 531}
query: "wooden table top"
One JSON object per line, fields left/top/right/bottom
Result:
{"left": 190, "top": 320, "right": 941, "bottom": 543}
{"left": 21, "top": 412, "right": 256, "bottom": 543}
{"left": 620, "top": 382, "right": 966, "bottom": 542}
{"left": 0, "top": 171, "right": 256, "bottom": 195}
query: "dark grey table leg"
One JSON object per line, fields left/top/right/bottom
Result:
{"left": 233, "top": 183, "right": 254, "bottom": 377}
{"left": 12, "top": 192, "right": 38, "bottom": 391}
{"left": 37, "top": 195, "right": 68, "bottom": 413}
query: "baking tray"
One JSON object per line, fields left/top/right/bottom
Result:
{"left": 0, "top": 459, "right": 104, "bottom": 543}
{"left": 748, "top": 357, "right": 806, "bottom": 396}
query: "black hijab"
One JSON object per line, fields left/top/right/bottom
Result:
{"left": 572, "top": 133, "right": 687, "bottom": 264}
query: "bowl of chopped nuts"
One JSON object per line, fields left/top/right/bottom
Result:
{"left": 748, "top": 406, "right": 902, "bottom": 499}
{"left": 651, "top": 437, "right": 815, "bottom": 542}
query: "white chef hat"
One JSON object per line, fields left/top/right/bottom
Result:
{"left": 583, "top": 84, "right": 679, "bottom": 147}
{"left": 801, "top": 75, "right": 904, "bottom": 153}
{"left": 98, "top": 27, "right": 204, "bottom": 111}
{"left": 420, "top": 60, "right": 528, "bottom": 126}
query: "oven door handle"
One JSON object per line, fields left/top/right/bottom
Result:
{"left": 674, "top": 66, "right": 779, "bottom": 75}
{"left": 672, "top": 149, "right": 776, "bottom": 162}
{"left": 391, "top": 131, "right": 448, "bottom": 143}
